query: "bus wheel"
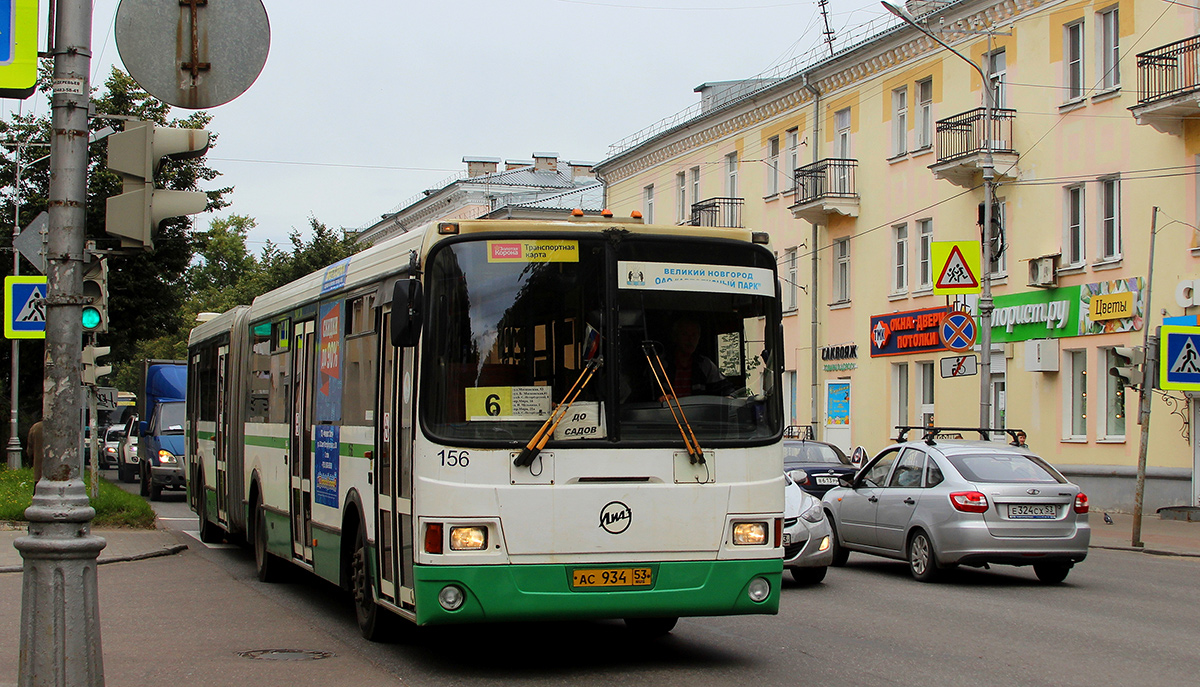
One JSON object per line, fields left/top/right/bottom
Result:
{"left": 253, "top": 503, "right": 281, "bottom": 583}
{"left": 351, "top": 523, "right": 388, "bottom": 641}
{"left": 624, "top": 617, "right": 678, "bottom": 637}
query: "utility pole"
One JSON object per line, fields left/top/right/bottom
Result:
{"left": 1132, "top": 207, "right": 1159, "bottom": 548}
{"left": 14, "top": 0, "right": 106, "bottom": 685}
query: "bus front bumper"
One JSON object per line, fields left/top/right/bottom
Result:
{"left": 412, "top": 558, "right": 781, "bottom": 626}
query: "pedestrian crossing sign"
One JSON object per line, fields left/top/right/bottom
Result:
{"left": 1160, "top": 325, "right": 1200, "bottom": 391}
{"left": 932, "top": 241, "right": 982, "bottom": 295}
{"left": 5, "top": 275, "right": 46, "bottom": 339}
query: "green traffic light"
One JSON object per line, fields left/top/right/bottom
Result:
{"left": 82, "top": 306, "right": 101, "bottom": 330}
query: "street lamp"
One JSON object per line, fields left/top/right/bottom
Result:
{"left": 882, "top": 1, "right": 1000, "bottom": 433}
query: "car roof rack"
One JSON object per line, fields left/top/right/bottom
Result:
{"left": 894, "top": 425, "right": 1025, "bottom": 446}
{"left": 783, "top": 425, "right": 815, "bottom": 440}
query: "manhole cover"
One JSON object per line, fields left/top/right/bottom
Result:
{"left": 238, "top": 649, "right": 334, "bottom": 661}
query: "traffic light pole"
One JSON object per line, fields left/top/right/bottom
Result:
{"left": 15, "top": 0, "right": 106, "bottom": 684}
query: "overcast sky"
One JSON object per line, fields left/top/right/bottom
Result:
{"left": 5, "top": 0, "right": 889, "bottom": 250}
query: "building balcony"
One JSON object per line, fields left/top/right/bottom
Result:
{"left": 788, "top": 158, "right": 859, "bottom": 224}
{"left": 1129, "top": 34, "right": 1200, "bottom": 135}
{"left": 690, "top": 197, "right": 743, "bottom": 228}
{"left": 928, "top": 107, "right": 1020, "bottom": 188}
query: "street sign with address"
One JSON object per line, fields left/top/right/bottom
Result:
{"left": 940, "top": 354, "right": 978, "bottom": 378}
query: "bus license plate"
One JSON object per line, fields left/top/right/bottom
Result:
{"left": 1007, "top": 504, "right": 1057, "bottom": 519}
{"left": 572, "top": 567, "right": 653, "bottom": 588}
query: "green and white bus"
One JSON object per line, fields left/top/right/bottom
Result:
{"left": 186, "top": 216, "right": 785, "bottom": 638}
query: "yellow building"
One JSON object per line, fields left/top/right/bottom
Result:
{"left": 595, "top": 0, "right": 1200, "bottom": 512}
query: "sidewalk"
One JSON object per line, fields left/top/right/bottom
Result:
{"left": 1085, "top": 510, "right": 1200, "bottom": 558}
{"left": 0, "top": 525, "right": 400, "bottom": 686}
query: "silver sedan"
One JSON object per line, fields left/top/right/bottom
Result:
{"left": 821, "top": 439, "right": 1090, "bottom": 583}
{"left": 783, "top": 472, "right": 834, "bottom": 584}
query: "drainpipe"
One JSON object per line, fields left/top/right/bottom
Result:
{"left": 804, "top": 74, "right": 821, "bottom": 439}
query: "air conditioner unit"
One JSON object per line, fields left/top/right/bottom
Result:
{"left": 1028, "top": 255, "right": 1059, "bottom": 288}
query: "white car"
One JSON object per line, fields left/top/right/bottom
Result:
{"left": 783, "top": 471, "right": 834, "bottom": 584}
{"left": 117, "top": 414, "right": 140, "bottom": 484}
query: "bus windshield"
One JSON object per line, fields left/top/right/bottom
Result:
{"left": 423, "top": 234, "right": 782, "bottom": 446}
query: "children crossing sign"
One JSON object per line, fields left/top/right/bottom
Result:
{"left": 932, "top": 241, "right": 982, "bottom": 295}
{"left": 1160, "top": 325, "right": 1200, "bottom": 391}
{"left": 4, "top": 275, "right": 46, "bottom": 339}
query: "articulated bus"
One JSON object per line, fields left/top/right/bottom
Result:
{"left": 186, "top": 216, "right": 785, "bottom": 638}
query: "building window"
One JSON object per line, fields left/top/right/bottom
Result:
{"left": 1066, "top": 185, "right": 1085, "bottom": 266}
{"left": 1099, "top": 177, "right": 1121, "bottom": 260}
{"left": 834, "top": 108, "right": 852, "bottom": 158}
{"left": 786, "top": 128, "right": 800, "bottom": 189}
{"left": 1067, "top": 349, "right": 1088, "bottom": 439}
{"left": 893, "top": 223, "right": 908, "bottom": 293}
{"left": 916, "top": 78, "right": 933, "bottom": 149}
{"left": 766, "top": 136, "right": 781, "bottom": 196}
{"left": 917, "top": 219, "right": 933, "bottom": 289}
{"left": 834, "top": 238, "right": 850, "bottom": 303}
{"left": 676, "top": 172, "right": 687, "bottom": 224}
{"left": 893, "top": 362, "right": 910, "bottom": 430}
{"left": 988, "top": 50, "right": 1007, "bottom": 108}
{"left": 918, "top": 361, "right": 935, "bottom": 428}
{"left": 1099, "top": 6, "right": 1120, "bottom": 90}
{"left": 783, "top": 247, "right": 798, "bottom": 312}
{"left": 690, "top": 166, "right": 701, "bottom": 207}
{"left": 1065, "top": 21, "right": 1085, "bottom": 101}
{"left": 725, "top": 152, "right": 739, "bottom": 197}
{"left": 1102, "top": 347, "right": 1127, "bottom": 440}
{"left": 643, "top": 184, "right": 654, "bottom": 224}
{"left": 892, "top": 87, "right": 908, "bottom": 157}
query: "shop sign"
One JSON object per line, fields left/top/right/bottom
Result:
{"left": 990, "top": 278, "right": 1144, "bottom": 342}
{"left": 869, "top": 306, "right": 949, "bottom": 357}
{"left": 821, "top": 344, "right": 857, "bottom": 360}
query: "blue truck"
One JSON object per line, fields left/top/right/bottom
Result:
{"left": 136, "top": 359, "right": 187, "bottom": 501}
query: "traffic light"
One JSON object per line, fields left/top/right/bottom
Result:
{"left": 1110, "top": 346, "right": 1145, "bottom": 389}
{"left": 81, "top": 345, "right": 112, "bottom": 386}
{"left": 105, "top": 119, "right": 211, "bottom": 250}
{"left": 81, "top": 258, "right": 108, "bottom": 333}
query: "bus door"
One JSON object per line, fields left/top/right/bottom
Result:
{"left": 377, "top": 309, "right": 416, "bottom": 608}
{"left": 290, "top": 320, "right": 316, "bottom": 565}
{"left": 215, "top": 344, "right": 230, "bottom": 527}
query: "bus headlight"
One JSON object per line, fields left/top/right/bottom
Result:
{"left": 438, "top": 585, "right": 465, "bottom": 611}
{"left": 747, "top": 577, "right": 771, "bottom": 602}
{"left": 732, "top": 522, "right": 768, "bottom": 545}
{"left": 449, "top": 526, "right": 487, "bottom": 551}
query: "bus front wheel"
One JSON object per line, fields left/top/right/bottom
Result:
{"left": 254, "top": 502, "right": 282, "bottom": 583}
{"left": 351, "top": 522, "right": 390, "bottom": 641}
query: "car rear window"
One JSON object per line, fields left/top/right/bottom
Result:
{"left": 784, "top": 443, "right": 851, "bottom": 466}
{"left": 946, "top": 453, "right": 1066, "bottom": 484}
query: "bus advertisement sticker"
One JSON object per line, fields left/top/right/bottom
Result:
{"left": 314, "top": 425, "right": 339, "bottom": 508}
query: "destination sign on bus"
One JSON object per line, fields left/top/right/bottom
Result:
{"left": 486, "top": 240, "right": 579, "bottom": 263}
{"left": 618, "top": 261, "right": 772, "bottom": 295}
{"left": 464, "top": 385, "right": 552, "bottom": 420}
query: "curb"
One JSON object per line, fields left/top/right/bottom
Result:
{"left": 1089, "top": 543, "right": 1200, "bottom": 558}
{"left": 0, "top": 543, "right": 188, "bottom": 574}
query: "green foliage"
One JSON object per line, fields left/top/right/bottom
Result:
{"left": 0, "top": 468, "right": 156, "bottom": 528}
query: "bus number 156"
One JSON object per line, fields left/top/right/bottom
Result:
{"left": 438, "top": 449, "right": 470, "bottom": 468}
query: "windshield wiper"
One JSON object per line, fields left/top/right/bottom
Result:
{"left": 642, "top": 341, "right": 704, "bottom": 465}
{"left": 513, "top": 356, "right": 603, "bottom": 468}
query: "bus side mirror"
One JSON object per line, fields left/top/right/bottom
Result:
{"left": 390, "top": 278, "right": 423, "bottom": 347}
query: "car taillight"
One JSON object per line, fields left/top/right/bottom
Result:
{"left": 949, "top": 491, "right": 989, "bottom": 513}
{"left": 1074, "top": 493, "right": 1089, "bottom": 514}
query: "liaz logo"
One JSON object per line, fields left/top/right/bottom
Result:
{"left": 599, "top": 501, "right": 632, "bottom": 534}
{"left": 490, "top": 243, "right": 522, "bottom": 260}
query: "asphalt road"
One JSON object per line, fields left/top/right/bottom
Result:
{"left": 119, "top": 469, "right": 1200, "bottom": 687}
